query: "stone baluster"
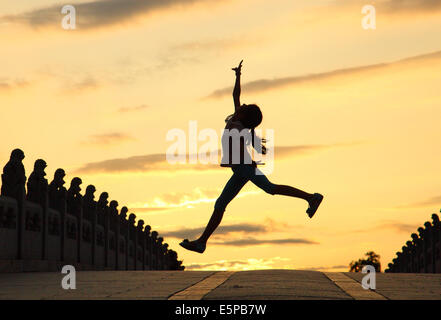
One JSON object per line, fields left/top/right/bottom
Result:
{"left": 65, "top": 177, "right": 82, "bottom": 263}
{"left": 83, "top": 185, "right": 97, "bottom": 266}
{"left": 136, "top": 219, "right": 145, "bottom": 269}
{"left": 119, "top": 207, "right": 128, "bottom": 270}
{"left": 144, "top": 225, "right": 152, "bottom": 270}
{"left": 26, "top": 159, "right": 48, "bottom": 260}
{"left": 128, "top": 213, "right": 136, "bottom": 269}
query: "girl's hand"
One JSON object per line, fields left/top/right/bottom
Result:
{"left": 232, "top": 60, "right": 243, "bottom": 75}
{"left": 261, "top": 138, "right": 267, "bottom": 155}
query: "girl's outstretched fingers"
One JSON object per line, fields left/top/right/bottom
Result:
{"left": 232, "top": 60, "right": 243, "bottom": 74}
{"left": 306, "top": 193, "right": 324, "bottom": 218}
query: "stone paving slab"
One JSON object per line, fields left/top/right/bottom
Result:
{"left": 0, "top": 271, "right": 215, "bottom": 300}
{"left": 203, "top": 270, "right": 353, "bottom": 300}
{"left": 324, "top": 272, "right": 386, "bottom": 300}
{"left": 344, "top": 272, "right": 441, "bottom": 300}
{"left": 170, "top": 271, "right": 235, "bottom": 300}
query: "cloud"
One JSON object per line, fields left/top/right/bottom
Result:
{"left": 298, "top": 264, "right": 348, "bottom": 271}
{"left": 0, "top": 78, "right": 29, "bottom": 92}
{"left": 380, "top": 0, "right": 441, "bottom": 12}
{"left": 171, "top": 34, "right": 263, "bottom": 53}
{"left": 81, "top": 132, "right": 136, "bottom": 146}
{"left": 206, "top": 50, "right": 441, "bottom": 99}
{"left": 396, "top": 195, "right": 441, "bottom": 209}
{"left": 129, "top": 188, "right": 261, "bottom": 214}
{"left": 128, "top": 207, "right": 170, "bottom": 213}
{"left": 211, "top": 237, "right": 318, "bottom": 247}
{"left": 374, "top": 220, "right": 420, "bottom": 234}
{"left": 338, "top": 220, "right": 421, "bottom": 236}
{"left": 72, "top": 77, "right": 99, "bottom": 90}
{"left": 162, "top": 218, "right": 290, "bottom": 239}
{"left": 75, "top": 153, "right": 220, "bottom": 174}
{"left": 184, "top": 257, "right": 290, "bottom": 271}
{"left": 62, "top": 76, "right": 100, "bottom": 92}
{"left": 1, "top": 0, "right": 221, "bottom": 30}
{"left": 334, "top": 0, "right": 441, "bottom": 13}
{"left": 118, "top": 105, "right": 149, "bottom": 113}
{"left": 129, "top": 188, "right": 244, "bottom": 212}
{"left": 74, "top": 144, "right": 343, "bottom": 175}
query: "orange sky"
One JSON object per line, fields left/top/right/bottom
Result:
{"left": 1, "top": 0, "right": 441, "bottom": 272}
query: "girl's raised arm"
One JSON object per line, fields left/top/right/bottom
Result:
{"left": 232, "top": 60, "right": 243, "bottom": 112}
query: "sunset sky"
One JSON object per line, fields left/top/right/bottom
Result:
{"left": 1, "top": 0, "right": 441, "bottom": 272}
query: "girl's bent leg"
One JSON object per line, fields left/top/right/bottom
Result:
{"left": 250, "top": 168, "right": 312, "bottom": 202}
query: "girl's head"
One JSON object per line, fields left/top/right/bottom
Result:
{"left": 237, "top": 104, "right": 262, "bottom": 129}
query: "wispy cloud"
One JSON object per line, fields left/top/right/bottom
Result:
{"left": 118, "top": 105, "right": 149, "bottom": 113}
{"left": 75, "top": 144, "right": 346, "bottom": 175}
{"left": 206, "top": 50, "right": 441, "bottom": 99}
{"left": 0, "top": 78, "right": 30, "bottom": 92}
{"left": 337, "top": 219, "right": 421, "bottom": 236}
{"left": 162, "top": 218, "right": 289, "bottom": 238}
{"left": 298, "top": 264, "right": 347, "bottom": 272}
{"left": 381, "top": 0, "right": 441, "bottom": 12}
{"left": 396, "top": 195, "right": 441, "bottom": 209}
{"left": 1, "top": 0, "right": 222, "bottom": 30}
{"left": 185, "top": 257, "right": 290, "bottom": 271}
{"left": 171, "top": 34, "right": 263, "bottom": 53}
{"left": 81, "top": 132, "right": 136, "bottom": 146}
{"left": 75, "top": 153, "right": 220, "bottom": 174}
{"left": 376, "top": 221, "right": 421, "bottom": 234}
{"left": 129, "top": 188, "right": 260, "bottom": 213}
{"left": 334, "top": 0, "right": 441, "bottom": 13}
{"left": 64, "top": 76, "right": 100, "bottom": 92}
{"left": 211, "top": 237, "right": 318, "bottom": 247}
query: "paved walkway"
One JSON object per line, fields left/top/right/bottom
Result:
{"left": 0, "top": 270, "right": 440, "bottom": 300}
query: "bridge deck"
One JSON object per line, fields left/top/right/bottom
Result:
{"left": 0, "top": 270, "right": 440, "bottom": 300}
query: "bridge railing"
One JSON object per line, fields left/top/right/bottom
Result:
{"left": 0, "top": 149, "right": 184, "bottom": 272}
{"left": 385, "top": 212, "right": 441, "bottom": 273}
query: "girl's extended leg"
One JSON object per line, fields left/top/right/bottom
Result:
{"left": 273, "top": 185, "right": 313, "bottom": 201}
{"left": 196, "top": 208, "right": 224, "bottom": 244}
{"left": 197, "top": 171, "right": 248, "bottom": 244}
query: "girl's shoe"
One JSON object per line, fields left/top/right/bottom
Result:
{"left": 179, "top": 239, "right": 206, "bottom": 254}
{"left": 307, "top": 193, "right": 323, "bottom": 218}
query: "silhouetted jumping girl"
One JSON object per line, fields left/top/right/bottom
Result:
{"left": 180, "top": 60, "right": 323, "bottom": 254}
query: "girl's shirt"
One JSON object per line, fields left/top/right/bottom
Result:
{"left": 220, "top": 114, "right": 253, "bottom": 167}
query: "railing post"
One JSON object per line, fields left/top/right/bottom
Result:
{"left": 91, "top": 205, "right": 97, "bottom": 266}
{"left": 144, "top": 225, "right": 151, "bottom": 270}
{"left": 77, "top": 204, "right": 83, "bottom": 265}
{"left": 17, "top": 190, "right": 25, "bottom": 260}
{"left": 136, "top": 220, "right": 145, "bottom": 270}
{"left": 59, "top": 196, "right": 67, "bottom": 262}
{"left": 115, "top": 210, "right": 120, "bottom": 270}
{"left": 104, "top": 210, "right": 109, "bottom": 269}
{"left": 42, "top": 194, "right": 48, "bottom": 261}
{"left": 133, "top": 223, "right": 138, "bottom": 270}
{"left": 124, "top": 217, "right": 129, "bottom": 270}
